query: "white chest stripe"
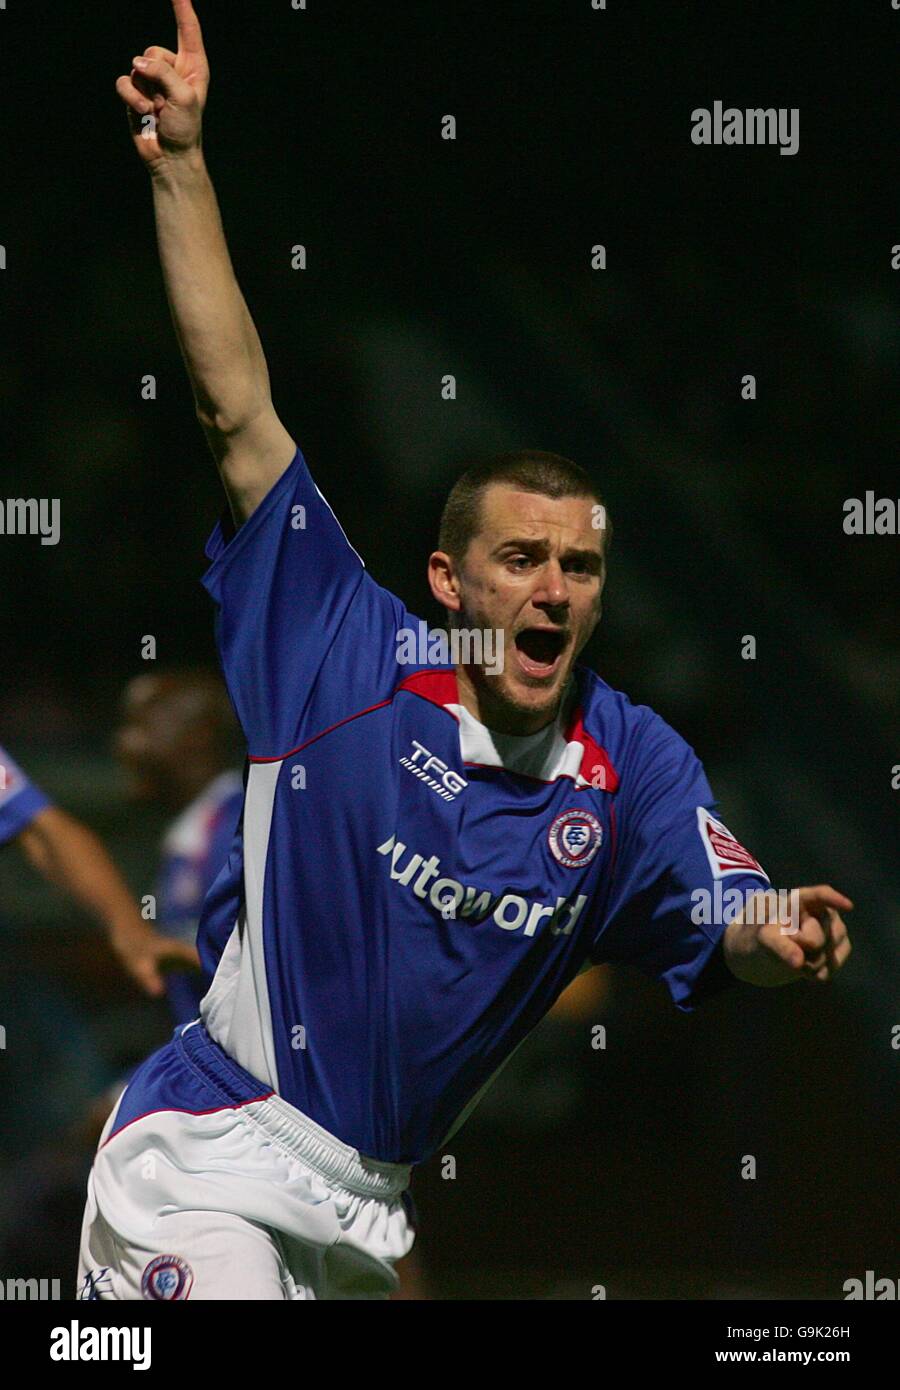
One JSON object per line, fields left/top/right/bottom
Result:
{"left": 201, "top": 759, "right": 282, "bottom": 1090}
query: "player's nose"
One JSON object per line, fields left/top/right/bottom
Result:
{"left": 533, "top": 558, "right": 569, "bottom": 607}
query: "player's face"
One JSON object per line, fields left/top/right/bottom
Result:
{"left": 115, "top": 705, "right": 179, "bottom": 801}
{"left": 114, "top": 678, "right": 193, "bottom": 804}
{"left": 436, "top": 485, "right": 606, "bottom": 734}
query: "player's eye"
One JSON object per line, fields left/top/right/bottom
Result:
{"left": 566, "top": 557, "right": 601, "bottom": 577}
{"left": 507, "top": 555, "right": 533, "bottom": 570}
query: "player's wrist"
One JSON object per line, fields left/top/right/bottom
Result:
{"left": 107, "top": 914, "right": 156, "bottom": 947}
{"left": 149, "top": 145, "right": 207, "bottom": 185}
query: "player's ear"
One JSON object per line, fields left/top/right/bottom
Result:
{"left": 427, "top": 550, "right": 462, "bottom": 613}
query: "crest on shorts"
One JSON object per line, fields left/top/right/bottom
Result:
{"left": 548, "top": 809, "right": 603, "bottom": 868}
{"left": 141, "top": 1255, "right": 194, "bottom": 1301}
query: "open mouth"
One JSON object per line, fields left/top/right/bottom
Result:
{"left": 514, "top": 627, "right": 567, "bottom": 678}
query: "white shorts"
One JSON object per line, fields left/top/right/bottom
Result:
{"left": 77, "top": 1020, "right": 415, "bottom": 1300}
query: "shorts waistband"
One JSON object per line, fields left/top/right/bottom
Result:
{"left": 177, "top": 1020, "right": 411, "bottom": 1201}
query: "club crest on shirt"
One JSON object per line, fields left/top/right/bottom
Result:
{"left": 141, "top": 1255, "right": 194, "bottom": 1301}
{"left": 548, "top": 809, "right": 603, "bottom": 868}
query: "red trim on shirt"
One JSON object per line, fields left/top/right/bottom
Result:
{"left": 249, "top": 698, "right": 393, "bottom": 763}
{"left": 394, "top": 668, "right": 460, "bottom": 711}
{"left": 248, "top": 666, "right": 620, "bottom": 793}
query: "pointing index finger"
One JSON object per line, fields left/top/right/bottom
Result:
{"left": 172, "top": 0, "right": 205, "bottom": 56}
{"left": 798, "top": 884, "right": 854, "bottom": 913}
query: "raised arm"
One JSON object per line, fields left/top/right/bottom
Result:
{"left": 115, "top": 0, "right": 295, "bottom": 522}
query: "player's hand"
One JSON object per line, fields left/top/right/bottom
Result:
{"left": 109, "top": 920, "right": 202, "bottom": 998}
{"left": 115, "top": 0, "right": 209, "bottom": 174}
{"left": 722, "top": 884, "right": 853, "bottom": 988}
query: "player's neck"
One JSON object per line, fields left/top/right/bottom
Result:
{"left": 453, "top": 667, "right": 573, "bottom": 739}
{"left": 168, "top": 761, "right": 229, "bottom": 813}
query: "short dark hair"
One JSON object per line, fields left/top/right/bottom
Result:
{"left": 437, "top": 449, "right": 611, "bottom": 562}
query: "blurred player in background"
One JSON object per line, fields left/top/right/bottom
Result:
{"left": 89, "top": 666, "right": 245, "bottom": 1123}
{"left": 0, "top": 740, "right": 192, "bottom": 988}
{"left": 0, "top": 735, "right": 195, "bottom": 1285}
{"left": 114, "top": 669, "right": 244, "bottom": 1026}
{"left": 0, "top": 674, "right": 243, "bottom": 1287}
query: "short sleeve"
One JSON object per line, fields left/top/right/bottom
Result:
{"left": 201, "top": 446, "right": 422, "bottom": 758}
{"left": 592, "top": 712, "right": 770, "bottom": 1011}
{"left": 0, "top": 744, "right": 53, "bottom": 845}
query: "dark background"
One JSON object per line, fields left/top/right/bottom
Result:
{"left": 0, "top": 0, "right": 897, "bottom": 1298}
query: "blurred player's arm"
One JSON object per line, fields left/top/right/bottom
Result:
{"left": 17, "top": 805, "right": 199, "bottom": 998}
{"left": 115, "top": 1, "right": 295, "bottom": 524}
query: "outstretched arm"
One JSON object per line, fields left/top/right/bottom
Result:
{"left": 115, "top": 0, "right": 295, "bottom": 523}
{"left": 17, "top": 805, "right": 199, "bottom": 997}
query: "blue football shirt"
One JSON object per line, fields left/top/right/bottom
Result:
{"left": 0, "top": 744, "right": 53, "bottom": 845}
{"left": 192, "top": 445, "right": 770, "bottom": 1164}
